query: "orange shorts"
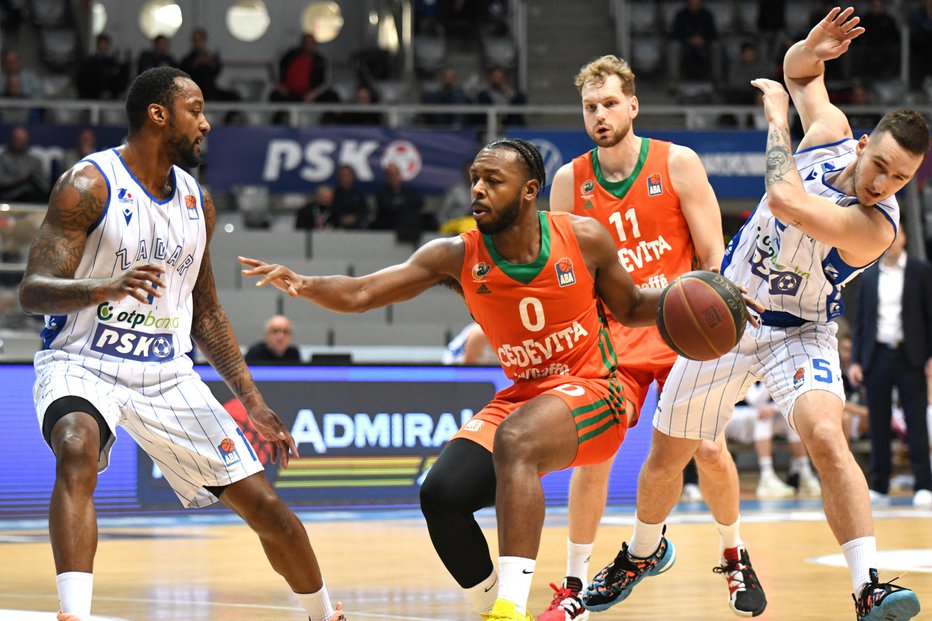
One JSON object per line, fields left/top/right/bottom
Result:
{"left": 612, "top": 320, "right": 676, "bottom": 426}
{"left": 451, "top": 374, "right": 628, "bottom": 468}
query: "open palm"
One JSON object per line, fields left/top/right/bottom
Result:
{"left": 805, "top": 7, "right": 865, "bottom": 61}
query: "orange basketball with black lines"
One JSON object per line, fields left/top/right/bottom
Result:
{"left": 219, "top": 437, "right": 235, "bottom": 452}
{"left": 656, "top": 271, "right": 748, "bottom": 361}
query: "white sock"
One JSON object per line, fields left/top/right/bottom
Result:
{"left": 294, "top": 582, "right": 334, "bottom": 621}
{"left": 841, "top": 536, "right": 877, "bottom": 596}
{"left": 566, "top": 539, "right": 593, "bottom": 583}
{"left": 792, "top": 456, "right": 815, "bottom": 479}
{"left": 465, "top": 570, "right": 499, "bottom": 616}
{"left": 498, "top": 556, "right": 535, "bottom": 614}
{"left": 758, "top": 456, "right": 775, "bottom": 478}
{"left": 715, "top": 518, "right": 744, "bottom": 560}
{"left": 629, "top": 514, "right": 664, "bottom": 558}
{"left": 56, "top": 572, "right": 93, "bottom": 617}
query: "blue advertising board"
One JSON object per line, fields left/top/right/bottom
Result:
{"left": 0, "top": 364, "right": 655, "bottom": 518}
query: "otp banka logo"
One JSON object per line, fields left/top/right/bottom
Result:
{"left": 91, "top": 322, "right": 175, "bottom": 362}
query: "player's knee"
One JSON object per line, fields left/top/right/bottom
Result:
{"left": 245, "top": 490, "right": 298, "bottom": 538}
{"left": 491, "top": 418, "right": 534, "bottom": 466}
{"left": 694, "top": 440, "right": 723, "bottom": 468}
{"left": 54, "top": 433, "right": 99, "bottom": 490}
{"left": 420, "top": 470, "right": 459, "bottom": 518}
{"left": 801, "top": 422, "right": 846, "bottom": 467}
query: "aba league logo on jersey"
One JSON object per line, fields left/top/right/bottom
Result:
{"left": 555, "top": 257, "right": 576, "bottom": 287}
{"left": 184, "top": 194, "right": 199, "bottom": 220}
{"left": 647, "top": 173, "right": 663, "bottom": 196}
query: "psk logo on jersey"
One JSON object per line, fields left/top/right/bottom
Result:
{"left": 769, "top": 271, "right": 802, "bottom": 296}
{"left": 217, "top": 437, "right": 241, "bottom": 467}
{"left": 647, "top": 172, "right": 663, "bottom": 196}
{"left": 90, "top": 324, "right": 175, "bottom": 362}
{"left": 793, "top": 367, "right": 806, "bottom": 390}
{"left": 555, "top": 257, "right": 576, "bottom": 287}
{"left": 184, "top": 194, "right": 199, "bottom": 220}
{"left": 472, "top": 262, "right": 492, "bottom": 283}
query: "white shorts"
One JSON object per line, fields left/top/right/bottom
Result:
{"left": 655, "top": 321, "right": 845, "bottom": 441}
{"left": 34, "top": 350, "right": 263, "bottom": 508}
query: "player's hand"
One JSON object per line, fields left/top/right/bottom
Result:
{"left": 246, "top": 404, "right": 299, "bottom": 468}
{"left": 239, "top": 256, "right": 302, "bottom": 297}
{"left": 98, "top": 263, "right": 164, "bottom": 303}
{"left": 750, "top": 78, "right": 790, "bottom": 125}
{"left": 735, "top": 284, "right": 764, "bottom": 328}
{"left": 804, "top": 6, "right": 864, "bottom": 61}
{"left": 848, "top": 363, "right": 864, "bottom": 386}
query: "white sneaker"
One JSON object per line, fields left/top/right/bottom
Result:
{"left": 798, "top": 475, "right": 821, "bottom": 497}
{"left": 680, "top": 482, "right": 702, "bottom": 502}
{"left": 756, "top": 473, "right": 795, "bottom": 499}
{"left": 913, "top": 489, "right": 932, "bottom": 507}
{"left": 869, "top": 490, "right": 890, "bottom": 506}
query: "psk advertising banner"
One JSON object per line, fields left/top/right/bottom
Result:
{"left": 508, "top": 129, "right": 769, "bottom": 199}
{"left": 204, "top": 126, "right": 480, "bottom": 195}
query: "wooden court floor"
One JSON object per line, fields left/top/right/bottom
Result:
{"left": 1, "top": 503, "right": 930, "bottom": 621}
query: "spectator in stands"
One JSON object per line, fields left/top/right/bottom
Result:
{"left": 373, "top": 163, "right": 427, "bottom": 244}
{"left": 136, "top": 35, "right": 177, "bottom": 75}
{"left": 724, "top": 42, "right": 772, "bottom": 105}
{"left": 245, "top": 315, "right": 302, "bottom": 364}
{"left": 849, "top": 226, "right": 932, "bottom": 507}
{"left": 180, "top": 28, "right": 239, "bottom": 102}
{"left": 435, "top": 163, "right": 475, "bottom": 234}
{"left": 668, "top": 0, "right": 722, "bottom": 89}
{"left": 328, "top": 164, "right": 369, "bottom": 229}
{"left": 60, "top": 128, "right": 97, "bottom": 174}
{"left": 727, "top": 382, "right": 821, "bottom": 499}
{"left": 294, "top": 184, "right": 334, "bottom": 230}
{"left": 851, "top": 0, "right": 900, "bottom": 84}
{"left": 846, "top": 83, "right": 883, "bottom": 131}
{"left": 1, "top": 49, "right": 40, "bottom": 99}
{"left": 271, "top": 33, "right": 337, "bottom": 104}
{"left": 0, "top": 125, "right": 49, "bottom": 202}
{"left": 909, "top": 0, "right": 932, "bottom": 91}
{"left": 322, "top": 85, "right": 384, "bottom": 126}
{"left": 477, "top": 67, "right": 526, "bottom": 126}
{"left": 76, "top": 33, "right": 129, "bottom": 100}
{"left": 421, "top": 66, "right": 471, "bottom": 127}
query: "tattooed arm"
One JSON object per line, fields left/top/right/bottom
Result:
{"left": 19, "top": 162, "right": 163, "bottom": 315}
{"left": 190, "top": 189, "right": 298, "bottom": 465}
{"left": 752, "top": 78, "right": 893, "bottom": 266}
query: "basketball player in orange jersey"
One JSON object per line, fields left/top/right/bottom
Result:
{"left": 241, "top": 139, "right": 759, "bottom": 621}
{"left": 540, "top": 55, "right": 767, "bottom": 620}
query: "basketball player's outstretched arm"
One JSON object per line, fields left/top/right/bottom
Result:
{"left": 572, "top": 217, "right": 660, "bottom": 327}
{"left": 752, "top": 77, "right": 893, "bottom": 266}
{"left": 192, "top": 189, "right": 298, "bottom": 466}
{"left": 783, "top": 6, "right": 863, "bottom": 151}
{"left": 19, "top": 163, "right": 164, "bottom": 315}
{"left": 239, "top": 237, "right": 464, "bottom": 312}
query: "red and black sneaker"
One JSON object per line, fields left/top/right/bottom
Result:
{"left": 854, "top": 568, "right": 920, "bottom": 621}
{"left": 537, "top": 577, "right": 588, "bottom": 621}
{"left": 712, "top": 546, "right": 767, "bottom": 617}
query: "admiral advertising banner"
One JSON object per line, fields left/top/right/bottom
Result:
{"left": 508, "top": 129, "right": 769, "bottom": 199}
{"left": 0, "top": 364, "right": 655, "bottom": 516}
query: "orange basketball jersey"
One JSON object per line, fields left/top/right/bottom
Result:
{"left": 459, "top": 210, "right": 618, "bottom": 385}
{"left": 571, "top": 138, "right": 698, "bottom": 369}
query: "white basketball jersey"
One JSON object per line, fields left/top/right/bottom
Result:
{"left": 40, "top": 148, "right": 207, "bottom": 362}
{"left": 721, "top": 139, "right": 898, "bottom": 326}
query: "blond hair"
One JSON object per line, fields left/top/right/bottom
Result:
{"left": 574, "top": 55, "right": 635, "bottom": 95}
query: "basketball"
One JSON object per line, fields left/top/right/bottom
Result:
{"left": 220, "top": 438, "right": 236, "bottom": 452}
{"left": 656, "top": 271, "right": 748, "bottom": 361}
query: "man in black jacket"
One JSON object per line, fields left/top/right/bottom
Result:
{"left": 850, "top": 227, "right": 932, "bottom": 506}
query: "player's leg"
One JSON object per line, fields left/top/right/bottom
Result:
{"left": 768, "top": 324, "right": 919, "bottom": 620}
{"left": 420, "top": 437, "right": 498, "bottom": 616}
{"left": 584, "top": 351, "right": 755, "bottom": 613}
{"left": 491, "top": 380, "right": 626, "bottom": 621}
{"left": 46, "top": 399, "right": 110, "bottom": 620}
{"left": 218, "top": 474, "right": 343, "bottom": 621}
